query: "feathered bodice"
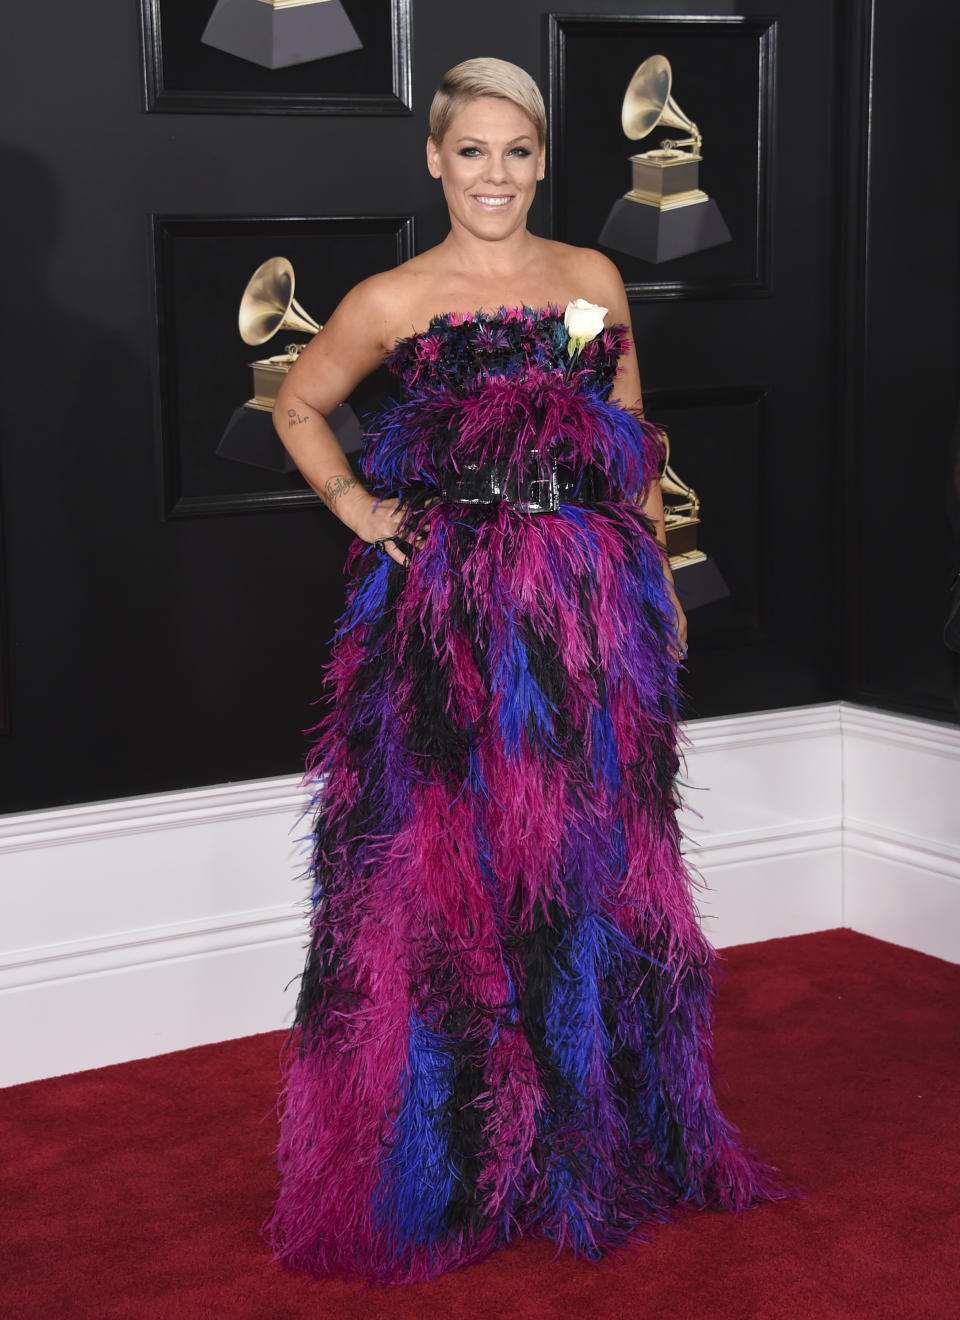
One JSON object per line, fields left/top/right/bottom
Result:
{"left": 359, "top": 307, "right": 664, "bottom": 505}
{"left": 384, "top": 305, "right": 621, "bottom": 394}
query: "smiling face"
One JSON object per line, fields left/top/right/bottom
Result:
{"left": 426, "top": 96, "right": 545, "bottom": 242}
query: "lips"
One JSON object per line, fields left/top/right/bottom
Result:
{"left": 472, "top": 194, "right": 514, "bottom": 208}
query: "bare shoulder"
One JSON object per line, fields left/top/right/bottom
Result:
{"left": 325, "top": 264, "right": 420, "bottom": 353}
{"left": 563, "top": 244, "right": 628, "bottom": 311}
{"left": 341, "top": 248, "right": 456, "bottom": 345}
{"left": 532, "top": 239, "right": 628, "bottom": 318}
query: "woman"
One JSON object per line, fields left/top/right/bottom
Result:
{"left": 265, "top": 57, "right": 789, "bottom": 1284}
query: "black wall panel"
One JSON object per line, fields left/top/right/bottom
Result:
{"left": 0, "top": 1, "right": 957, "bottom": 813}
{"left": 843, "top": 0, "right": 960, "bottom": 719}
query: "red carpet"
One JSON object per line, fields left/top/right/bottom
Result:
{"left": 2, "top": 929, "right": 958, "bottom": 1319}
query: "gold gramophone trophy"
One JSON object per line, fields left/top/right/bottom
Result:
{"left": 239, "top": 257, "right": 321, "bottom": 412}
{"left": 599, "top": 55, "right": 731, "bottom": 263}
{"left": 655, "top": 428, "right": 731, "bottom": 610}
{"left": 215, "top": 256, "right": 361, "bottom": 471}
{"left": 658, "top": 432, "right": 705, "bottom": 571}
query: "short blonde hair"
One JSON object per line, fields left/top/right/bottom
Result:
{"left": 429, "top": 57, "right": 546, "bottom": 148}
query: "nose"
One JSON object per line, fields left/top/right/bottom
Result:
{"left": 484, "top": 158, "right": 508, "bottom": 185}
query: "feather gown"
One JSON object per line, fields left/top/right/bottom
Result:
{"left": 264, "top": 307, "right": 789, "bottom": 1284}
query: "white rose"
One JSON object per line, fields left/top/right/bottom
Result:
{"left": 563, "top": 298, "right": 608, "bottom": 357}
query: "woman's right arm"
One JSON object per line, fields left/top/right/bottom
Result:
{"left": 272, "top": 276, "right": 414, "bottom": 567}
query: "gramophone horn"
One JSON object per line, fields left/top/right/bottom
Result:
{"left": 238, "top": 256, "right": 321, "bottom": 347}
{"left": 621, "top": 54, "right": 701, "bottom": 151}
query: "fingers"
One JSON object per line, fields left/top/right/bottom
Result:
{"left": 388, "top": 535, "right": 413, "bottom": 567}
{"left": 373, "top": 535, "right": 408, "bottom": 567}
{"left": 375, "top": 531, "right": 420, "bottom": 569}
{"left": 666, "top": 591, "right": 688, "bottom": 663}
{"left": 367, "top": 496, "right": 435, "bottom": 568}
{"left": 676, "top": 613, "right": 688, "bottom": 662}
{"left": 663, "top": 579, "right": 687, "bottom": 660}
{"left": 383, "top": 500, "right": 431, "bottom": 568}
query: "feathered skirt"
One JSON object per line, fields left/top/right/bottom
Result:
{"left": 263, "top": 488, "right": 789, "bottom": 1284}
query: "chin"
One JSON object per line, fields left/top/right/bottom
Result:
{"left": 462, "top": 199, "right": 533, "bottom": 232}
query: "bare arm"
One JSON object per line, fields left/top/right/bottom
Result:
{"left": 272, "top": 276, "right": 414, "bottom": 567}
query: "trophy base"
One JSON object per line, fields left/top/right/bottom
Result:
{"left": 665, "top": 518, "right": 700, "bottom": 558}
{"left": 671, "top": 554, "right": 731, "bottom": 612}
{"left": 202, "top": 0, "right": 362, "bottom": 70}
{"left": 599, "top": 195, "right": 732, "bottom": 264}
{"left": 247, "top": 355, "right": 295, "bottom": 410}
{"left": 216, "top": 402, "right": 362, "bottom": 473}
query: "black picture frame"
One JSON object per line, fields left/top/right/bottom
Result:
{"left": 151, "top": 213, "right": 415, "bottom": 519}
{"left": 645, "top": 386, "right": 769, "bottom": 653}
{"left": 548, "top": 14, "right": 777, "bottom": 301}
{"left": 140, "top": 0, "right": 412, "bottom": 115}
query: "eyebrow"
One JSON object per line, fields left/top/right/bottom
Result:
{"left": 454, "top": 134, "right": 535, "bottom": 145}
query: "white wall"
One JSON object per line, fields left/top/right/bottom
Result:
{"left": 679, "top": 704, "right": 843, "bottom": 945}
{"left": 841, "top": 706, "right": 960, "bottom": 965}
{"left": 1, "top": 703, "right": 957, "bottom": 1087}
{"left": 0, "top": 780, "right": 310, "bottom": 1087}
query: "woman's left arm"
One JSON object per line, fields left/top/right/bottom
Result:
{"left": 591, "top": 255, "right": 688, "bottom": 656}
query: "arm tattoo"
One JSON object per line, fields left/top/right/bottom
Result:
{"left": 286, "top": 407, "right": 311, "bottom": 428}
{"left": 323, "top": 473, "right": 359, "bottom": 508}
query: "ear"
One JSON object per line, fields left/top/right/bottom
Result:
{"left": 426, "top": 136, "right": 442, "bottom": 180}
{"left": 536, "top": 143, "right": 546, "bottom": 182}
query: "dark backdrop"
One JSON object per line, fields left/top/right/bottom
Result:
{"left": 1, "top": 1, "right": 957, "bottom": 813}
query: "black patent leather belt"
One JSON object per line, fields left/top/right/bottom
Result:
{"left": 440, "top": 457, "right": 610, "bottom": 514}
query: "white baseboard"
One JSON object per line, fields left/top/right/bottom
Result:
{"left": 689, "top": 826, "right": 843, "bottom": 947}
{"left": 844, "top": 825, "right": 960, "bottom": 965}
{"left": 840, "top": 704, "right": 960, "bottom": 964}
{"left": 2, "top": 701, "right": 958, "bottom": 1087}
{"left": 679, "top": 703, "right": 843, "bottom": 946}
{"left": 0, "top": 777, "right": 311, "bottom": 1087}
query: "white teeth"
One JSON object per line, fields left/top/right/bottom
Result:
{"left": 474, "top": 196, "right": 512, "bottom": 206}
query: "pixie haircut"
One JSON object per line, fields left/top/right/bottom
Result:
{"left": 429, "top": 57, "right": 547, "bottom": 148}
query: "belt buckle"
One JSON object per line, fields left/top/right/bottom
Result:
{"left": 515, "top": 463, "right": 560, "bottom": 514}
{"left": 441, "top": 460, "right": 501, "bottom": 505}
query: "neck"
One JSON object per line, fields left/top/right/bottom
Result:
{"left": 440, "top": 221, "right": 538, "bottom": 281}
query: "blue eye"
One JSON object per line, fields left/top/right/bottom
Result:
{"left": 456, "top": 146, "right": 532, "bottom": 158}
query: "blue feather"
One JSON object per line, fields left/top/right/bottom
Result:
{"left": 590, "top": 693, "right": 621, "bottom": 792}
{"left": 373, "top": 1013, "right": 458, "bottom": 1256}
{"left": 490, "top": 620, "right": 559, "bottom": 757}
